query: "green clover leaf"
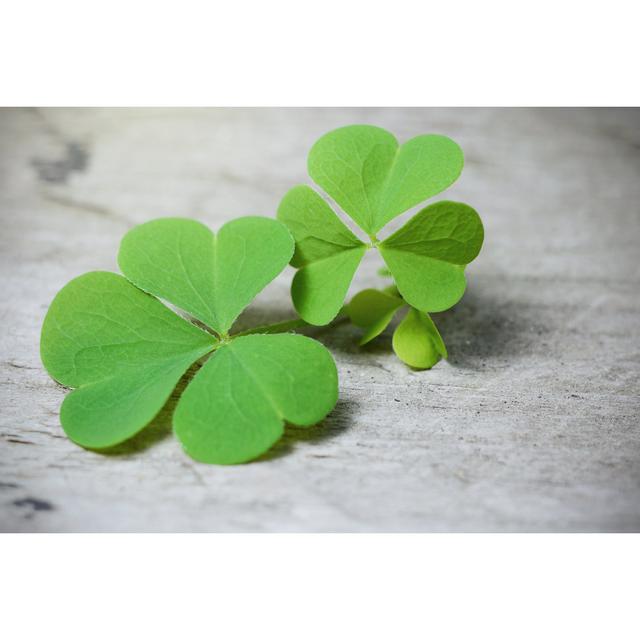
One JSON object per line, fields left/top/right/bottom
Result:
{"left": 278, "top": 185, "right": 367, "bottom": 325}
{"left": 308, "top": 124, "right": 464, "bottom": 234}
{"left": 347, "top": 287, "right": 404, "bottom": 346}
{"left": 40, "top": 217, "right": 339, "bottom": 464}
{"left": 278, "top": 125, "right": 484, "bottom": 325}
{"left": 40, "top": 271, "right": 216, "bottom": 449}
{"left": 379, "top": 200, "right": 484, "bottom": 312}
{"left": 392, "top": 308, "right": 448, "bottom": 370}
{"left": 347, "top": 287, "right": 447, "bottom": 370}
{"left": 174, "top": 334, "right": 337, "bottom": 464}
{"left": 118, "top": 217, "right": 295, "bottom": 337}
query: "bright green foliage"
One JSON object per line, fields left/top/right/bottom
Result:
{"left": 346, "top": 284, "right": 448, "bottom": 370}
{"left": 278, "top": 186, "right": 366, "bottom": 325}
{"left": 347, "top": 288, "right": 404, "bottom": 345}
{"left": 174, "top": 334, "right": 338, "bottom": 464}
{"left": 278, "top": 125, "right": 483, "bottom": 326}
{"left": 40, "top": 271, "right": 215, "bottom": 449}
{"left": 308, "top": 125, "right": 463, "bottom": 234}
{"left": 379, "top": 201, "right": 483, "bottom": 312}
{"left": 118, "top": 217, "right": 294, "bottom": 336}
{"left": 278, "top": 186, "right": 365, "bottom": 267}
{"left": 380, "top": 200, "right": 484, "bottom": 264}
{"left": 392, "top": 308, "right": 448, "bottom": 370}
{"left": 40, "top": 217, "right": 339, "bottom": 464}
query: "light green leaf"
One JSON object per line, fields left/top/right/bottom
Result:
{"left": 347, "top": 289, "right": 405, "bottom": 345}
{"left": 118, "top": 216, "right": 294, "bottom": 335}
{"left": 277, "top": 185, "right": 365, "bottom": 267}
{"left": 392, "top": 308, "right": 448, "bottom": 370}
{"left": 277, "top": 185, "right": 367, "bottom": 325}
{"left": 40, "top": 271, "right": 215, "bottom": 448}
{"left": 174, "top": 334, "right": 338, "bottom": 464}
{"left": 308, "top": 125, "right": 463, "bottom": 234}
{"left": 308, "top": 125, "right": 397, "bottom": 234}
{"left": 290, "top": 248, "right": 366, "bottom": 326}
{"left": 379, "top": 201, "right": 483, "bottom": 312}
{"left": 375, "top": 134, "right": 464, "bottom": 231}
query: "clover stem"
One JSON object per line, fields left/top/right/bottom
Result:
{"left": 232, "top": 307, "right": 348, "bottom": 338}
{"left": 237, "top": 318, "right": 307, "bottom": 336}
{"left": 367, "top": 233, "right": 380, "bottom": 249}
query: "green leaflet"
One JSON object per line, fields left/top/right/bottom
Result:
{"left": 40, "top": 217, "right": 340, "bottom": 464}
{"left": 290, "top": 249, "right": 365, "bottom": 326}
{"left": 278, "top": 185, "right": 366, "bottom": 325}
{"left": 379, "top": 201, "right": 483, "bottom": 312}
{"left": 346, "top": 285, "right": 449, "bottom": 370}
{"left": 392, "top": 308, "right": 448, "bottom": 370}
{"left": 118, "top": 216, "right": 294, "bottom": 336}
{"left": 378, "top": 249, "right": 467, "bottom": 313}
{"left": 174, "top": 334, "right": 338, "bottom": 464}
{"left": 380, "top": 200, "right": 484, "bottom": 264}
{"left": 40, "top": 271, "right": 216, "bottom": 448}
{"left": 308, "top": 124, "right": 463, "bottom": 234}
{"left": 277, "top": 185, "right": 365, "bottom": 267}
{"left": 347, "top": 288, "right": 405, "bottom": 345}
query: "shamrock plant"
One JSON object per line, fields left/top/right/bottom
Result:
{"left": 40, "top": 124, "right": 487, "bottom": 465}
{"left": 277, "top": 124, "right": 484, "bottom": 367}
{"left": 40, "top": 217, "right": 338, "bottom": 465}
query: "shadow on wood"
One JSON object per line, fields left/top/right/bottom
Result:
{"left": 93, "top": 362, "right": 356, "bottom": 464}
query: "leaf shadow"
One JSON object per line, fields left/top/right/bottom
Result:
{"left": 231, "top": 302, "right": 295, "bottom": 334}
{"left": 96, "top": 364, "right": 199, "bottom": 457}
{"left": 254, "top": 398, "right": 357, "bottom": 463}
{"left": 323, "top": 284, "right": 545, "bottom": 371}
{"left": 94, "top": 362, "right": 357, "bottom": 463}
{"left": 432, "top": 286, "right": 547, "bottom": 369}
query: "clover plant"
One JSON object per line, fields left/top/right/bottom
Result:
{"left": 40, "top": 217, "right": 338, "bottom": 464}
{"left": 278, "top": 124, "right": 484, "bottom": 367}
{"left": 40, "top": 124, "right": 485, "bottom": 465}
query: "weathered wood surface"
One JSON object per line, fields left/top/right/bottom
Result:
{"left": 1, "top": 107, "right": 639, "bottom": 532}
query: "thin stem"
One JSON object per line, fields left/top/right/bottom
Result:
{"left": 234, "top": 317, "right": 309, "bottom": 337}
{"left": 232, "top": 307, "right": 348, "bottom": 338}
{"left": 367, "top": 233, "right": 380, "bottom": 249}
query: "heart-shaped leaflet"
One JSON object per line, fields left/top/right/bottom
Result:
{"left": 308, "top": 124, "right": 464, "bottom": 235}
{"left": 118, "top": 216, "right": 295, "bottom": 336}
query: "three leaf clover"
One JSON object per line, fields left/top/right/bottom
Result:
{"left": 40, "top": 217, "right": 338, "bottom": 465}
{"left": 277, "top": 125, "right": 485, "bottom": 326}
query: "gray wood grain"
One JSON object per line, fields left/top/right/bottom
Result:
{"left": 1, "top": 107, "right": 639, "bottom": 532}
